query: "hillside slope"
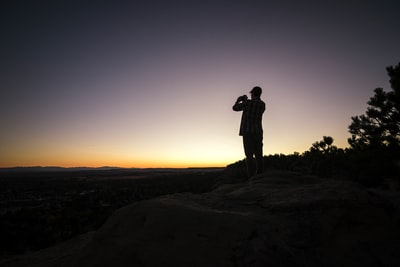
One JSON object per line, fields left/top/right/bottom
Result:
{"left": 2, "top": 170, "right": 400, "bottom": 267}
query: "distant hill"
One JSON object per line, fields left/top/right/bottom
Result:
{"left": 0, "top": 166, "right": 224, "bottom": 174}
{"left": 0, "top": 166, "right": 121, "bottom": 173}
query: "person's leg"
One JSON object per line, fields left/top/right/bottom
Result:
{"left": 243, "top": 135, "right": 256, "bottom": 177}
{"left": 254, "top": 135, "right": 264, "bottom": 174}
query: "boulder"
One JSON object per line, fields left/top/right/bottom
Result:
{"left": 2, "top": 170, "right": 400, "bottom": 267}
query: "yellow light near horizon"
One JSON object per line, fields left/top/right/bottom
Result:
{"left": 0, "top": 141, "right": 241, "bottom": 168}
{"left": 0, "top": 129, "right": 352, "bottom": 168}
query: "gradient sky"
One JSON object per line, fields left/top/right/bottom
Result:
{"left": 1, "top": 0, "right": 400, "bottom": 167}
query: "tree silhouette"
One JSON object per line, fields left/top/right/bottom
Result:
{"left": 304, "top": 136, "right": 344, "bottom": 178}
{"left": 310, "top": 136, "right": 337, "bottom": 154}
{"left": 346, "top": 63, "right": 400, "bottom": 186}
{"left": 348, "top": 63, "right": 400, "bottom": 151}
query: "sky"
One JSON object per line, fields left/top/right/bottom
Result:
{"left": 1, "top": 0, "right": 399, "bottom": 168}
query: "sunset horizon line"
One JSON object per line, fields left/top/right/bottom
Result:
{"left": 0, "top": 165, "right": 228, "bottom": 170}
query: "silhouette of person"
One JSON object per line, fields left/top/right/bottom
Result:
{"left": 233, "top": 86, "right": 266, "bottom": 178}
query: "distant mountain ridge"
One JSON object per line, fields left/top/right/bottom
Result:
{"left": 0, "top": 166, "right": 224, "bottom": 173}
{"left": 0, "top": 166, "right": 121, "bottom": 173}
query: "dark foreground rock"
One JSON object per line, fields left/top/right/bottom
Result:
{"left": 1, "top": 170, "right": 400, "bottom": 267}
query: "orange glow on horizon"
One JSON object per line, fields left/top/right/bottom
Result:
{"left": 0, "top": 130, "right": 352, "bottom": 168}
{"left": 0, "top": 158, "right": 232, "bottom": 169}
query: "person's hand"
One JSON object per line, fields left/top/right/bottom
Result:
{"left": 237, "top": 95, "right": 248, "bottom": 102}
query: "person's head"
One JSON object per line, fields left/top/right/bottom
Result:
{"left": 250, "top": 86, "right": 262, "bottom": 98}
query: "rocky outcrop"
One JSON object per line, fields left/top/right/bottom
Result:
{"left": 2, "top": 170, "right": 400, "bottom": 267}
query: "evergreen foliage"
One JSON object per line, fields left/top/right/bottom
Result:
{"left": 348, "top": 63, "right": 400, "bottom": 150}
{"left": 346, "top": 63, "right": 400, "bottom": 185}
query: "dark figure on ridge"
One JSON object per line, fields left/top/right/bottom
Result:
{"left": 233, "top": 86, "right": 266, "bottom": 178}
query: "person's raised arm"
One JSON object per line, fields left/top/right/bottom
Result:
{"left": 233, "top": 95, "right": 248, "bottom": 111}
